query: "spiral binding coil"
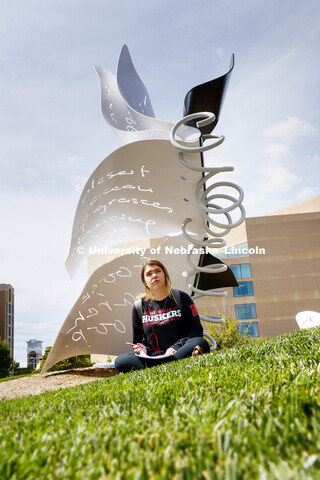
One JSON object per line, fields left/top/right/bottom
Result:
{"left": 170, "top": 112, "right": 245, "bottom": 347}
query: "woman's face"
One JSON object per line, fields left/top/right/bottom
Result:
{"left": 143, "top": 264, "right": 166, "bottom": 293}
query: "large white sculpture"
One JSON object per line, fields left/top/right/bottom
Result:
{"left": 42, "top": 45, "right": 244, "bottom": 373}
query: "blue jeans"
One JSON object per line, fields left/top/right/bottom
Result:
{"left": 115, "top": 337, "right": 210, "bottom": 373}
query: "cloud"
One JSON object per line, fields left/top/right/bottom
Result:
{"left": 263, "top": 116, "right": 315, "bottom": 143}
{"left": 262, "top": 117, "right": 316, "bottom": 163}
{"left": 265, "top": 143, "right": 290, "bottom": 160}
{"left": 297, "top": 187, "right": 316, "bottom": 200}
{"left": 258, "top": 163, "right": 302, "bottom": 193}
{"left": 69, "top": 175, "right": 88, "bottom": 194}
{"left": 65, "top": 156, "right": 88, "bottom": 167}
{"left": 15, "top": 321, "right": 57, "bottom": 335}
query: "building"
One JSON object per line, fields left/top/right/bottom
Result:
{"left": 197, "top": 196, "right": 320, "bottom": 338}
{"left": 0, "top": 284, "right": 14, "bottom": 358}
{"left": 27, "top": 339, "right": 43, "bottom": 369}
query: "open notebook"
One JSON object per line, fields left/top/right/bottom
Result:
{"left": 136, "top": 351, "right": 174, "bottom": 360}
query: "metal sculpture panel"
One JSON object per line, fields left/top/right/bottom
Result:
{"left": 183, "top": 55, "right": 235, "bottom": 134}
{"left": 116, "top": 44, "right": 155, "bottom": 118}
{"left": 66, "top": 138, "right": 204, "bottom": 278}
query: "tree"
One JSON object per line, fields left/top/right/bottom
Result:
{"left": 12, "top": 360, "right": 21, "bottom": 376}
{"left": 0, "top": 339, "right": 12, "bottom": 378}
{"left": 39, "top": 346, "right": 93, "bottom": 372}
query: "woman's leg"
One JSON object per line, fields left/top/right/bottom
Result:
{"left": 114, "top": 353, "right": 147, "bottom": 373}
{"left": 115, "top": 337, "right": 210, "bottom": 373}
{"left": 115, "top": 352, "right": 174, "bottom": 373}
{"left": 173, "top": 337, "right": 210, "bottom": 360}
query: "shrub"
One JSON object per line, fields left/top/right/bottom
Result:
{"left": 205, "top": 314, "right": 253, "bottom": 350}
{"left": 38, "top": 346, "right": 93, "bottom": 372}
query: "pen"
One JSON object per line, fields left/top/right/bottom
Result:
{"left": 126, "top": 342, "right": 143, "bottom": 347}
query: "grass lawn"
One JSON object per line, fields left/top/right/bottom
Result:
{"left": 1, "top": 327, "right": 320, "bottom": 479}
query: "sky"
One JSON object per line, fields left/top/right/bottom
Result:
{"left": 0, "top": 0, "right": 319, "bottom": 366}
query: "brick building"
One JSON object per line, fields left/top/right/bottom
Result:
{"left": 0, "top": 284, "right": 14, "bottom": 358}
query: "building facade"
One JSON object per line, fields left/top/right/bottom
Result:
{"left": 197, "top": 196, "right": 320, "bottom": 338}
{"left": 0, "top": 284, "right": 14, "bottom": 358}
{"left": 26, "top": 339, "right": 43, "bottom": 369}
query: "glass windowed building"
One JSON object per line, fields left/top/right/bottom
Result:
{"left": 196, "top": 196, "right": 320, "bottom": 338}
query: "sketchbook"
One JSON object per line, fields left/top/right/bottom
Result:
{"left": 136, "top": 351, "right": 174, "bottom": 360}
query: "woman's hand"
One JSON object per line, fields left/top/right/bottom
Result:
{"left": 165, "top": 347, "right": 177, "bottom": 355}
{"left": 133, "top": 343, "right": 146, "bottom": 354}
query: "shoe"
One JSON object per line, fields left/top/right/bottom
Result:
{"left": 192, "top": 345, "right": 204, "bottom": 357}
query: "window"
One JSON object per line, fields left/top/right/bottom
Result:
{"left": 235, "top": 303, "right": 257, "bottom": 320}
{"left": 227, "top": 243, "right": 250, "bottom": 258}
{"left": 238, "top": 321, "right": 259, "bottom": 337}
{"left": 29, "top": 351, "right": 37, "bottom": 367}
{"left": 8, "top": 289, "right": 11, "bottom": 303}
{"left": 230, "top": 263, "right": 252, "bottom": 279}
{"left": 5, "top": 326, "right": 12, "bottom": 338}
{"left": 233, "top": 281, "right": 254, "bottom": 297}
{"left": 214, "top": 242, "right": 250, "bottom": 259}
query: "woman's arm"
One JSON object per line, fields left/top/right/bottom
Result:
{"left": 131, "top": 302, "right": 148, "bottom": 354}
{"left": 167, "top": 291, "right": 203, "bottom": 352}
{"left": 180, "top": 291, "right": 203, "bottom": 337}
{"left": 173, "top": 291, "right": 203, "bottom": 349}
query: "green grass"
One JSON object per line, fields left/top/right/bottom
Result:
{"left": 1, "top": 328, "right": 320, "bottom": 479}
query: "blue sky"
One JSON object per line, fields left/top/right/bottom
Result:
{"left": 0, "top": 0, "right": 319, "bottom": 366}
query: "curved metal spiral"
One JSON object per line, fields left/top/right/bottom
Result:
{"left": 170, "top": 112, "right": 246, "bottom": 337}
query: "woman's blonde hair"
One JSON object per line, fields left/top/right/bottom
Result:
{"left": 139, "top": 259, "right": 171, "bottom": 299}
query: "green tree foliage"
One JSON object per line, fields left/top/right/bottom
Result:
{"left": 12, "top": 361, "right": 21, "bottom": 376}
{"left": 0, "top": 339, "right": 12, "bottom": 378}
{"left": 39, "top": 346, "right": 93, "bottom": 372}
{"left": 206, "top": 314, "right": 254, "bottom": 350}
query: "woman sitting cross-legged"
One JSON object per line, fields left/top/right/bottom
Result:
{"left": 115, "top": 259, "right": 210, "bottom": 373}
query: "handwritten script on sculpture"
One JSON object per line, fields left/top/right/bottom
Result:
{"left": 66, "top": 139, "right": 204, "bottom": 278}
{"left": 65, "top": 267, "right": 138, "bottom": 347}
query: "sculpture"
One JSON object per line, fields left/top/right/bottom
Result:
{"left": 42, "top": 45, "right": 244, "bottom": 373}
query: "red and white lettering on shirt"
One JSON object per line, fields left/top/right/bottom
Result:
{"left": 190, "top": 304, "right": 198, "bottom": 316}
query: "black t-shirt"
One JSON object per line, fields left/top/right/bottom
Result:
{"left": 132, "top": 290, "right": 203, "bottom": 355}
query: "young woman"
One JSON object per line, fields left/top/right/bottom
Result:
{"left": 115, "top": 259, "right": 210, "bottom": 373}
